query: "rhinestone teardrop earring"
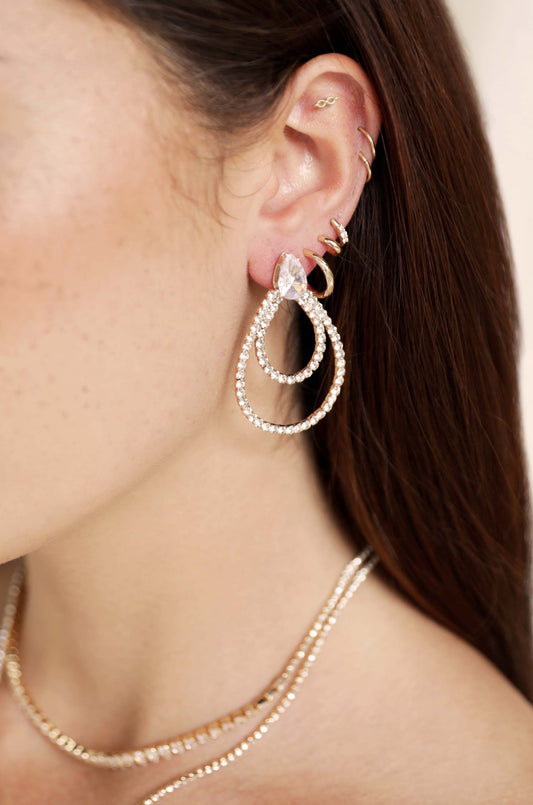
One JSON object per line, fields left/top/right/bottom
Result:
{"left": 235, "top": 219, "right": 348, "bottom": 434}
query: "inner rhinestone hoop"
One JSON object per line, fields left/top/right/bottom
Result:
{"left": 254, "top": 293, "right": 326, "bottom": 385}
{"left": 235, "top": 288, "right": 346, "bottom": 434}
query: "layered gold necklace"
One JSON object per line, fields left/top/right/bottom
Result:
{"left": 0, "top": 546, "right": 378, "bottom": 804}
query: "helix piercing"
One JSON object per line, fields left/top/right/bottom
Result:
{"left": 357, "top": 126, "right": 376, "bottom": 158}
{"left": 357, "top": 126, "right": 376, "bottom": 183}
{"left": 313, "top": 96, "right": 339, "bottom": 109}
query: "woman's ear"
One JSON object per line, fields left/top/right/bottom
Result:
{"left": 247, "top": 52, "right": 381, "bottom": 288}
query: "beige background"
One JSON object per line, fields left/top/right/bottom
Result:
{"left": 446, "top": 0, "right": 533, "bottom": 481}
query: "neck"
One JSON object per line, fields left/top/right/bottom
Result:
{"left": 18, "top": 422, "right": 356, "bottom": 750}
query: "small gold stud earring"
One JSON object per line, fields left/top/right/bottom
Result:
{"left": 313, "top": 96, "right": 339, "bottom": 109}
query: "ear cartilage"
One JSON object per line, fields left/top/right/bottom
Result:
{"left": 313, "top": 96, "right": 339, "bottom": 109}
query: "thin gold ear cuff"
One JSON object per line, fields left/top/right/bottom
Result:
{"left": 357, "top": 126, "right": 376, "bottom": 183}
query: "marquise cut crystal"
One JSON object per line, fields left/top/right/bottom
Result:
{"left": 275, "top": 253, "right": 307, "bottom": 300}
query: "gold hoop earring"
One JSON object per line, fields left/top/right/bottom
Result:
{"left": 301, "top": 251, "right": 334, "bottom": 298}
{"left": 357, "top": 126, "right": 376, "bottom": 183}
{"left": 235, "top": 219, "right": 349, "bottom": 435}
{"left": 357, "top": 126, "right": 376, "bottom": 158}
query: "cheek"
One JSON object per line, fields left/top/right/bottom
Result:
{"left": 0, "top": 110, "right": 228, "bottom": 562}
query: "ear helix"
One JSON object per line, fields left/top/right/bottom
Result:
{"left": 313, "top": 95, "right": 377, "bottom": 183}
{"left": 235, "top": 219, "right": 349, "bottom": 434}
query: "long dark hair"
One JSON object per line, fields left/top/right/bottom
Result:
{"left": 82, "top": 0, "right": 533, "bottom": 698}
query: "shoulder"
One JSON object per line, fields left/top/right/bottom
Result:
{"left": 272, "top": 569, "right": 533, "bottom": 804}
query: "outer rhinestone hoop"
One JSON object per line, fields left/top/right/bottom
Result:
{"left": 235, "top": 219, "right": 349, "bottom": 434}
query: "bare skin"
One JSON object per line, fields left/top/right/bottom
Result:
{"left": 1, "top": 564, "right": 532, "bottom": 805}
{"left": 0, "top": 2, "right": 531, "bottom": 804}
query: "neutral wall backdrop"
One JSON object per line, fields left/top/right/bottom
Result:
{"left": 446, "top": 0, "right": 533, "bottom": 481}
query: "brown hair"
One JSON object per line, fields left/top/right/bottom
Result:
{"left": 82, "top": 0, "right": 532, "bottom": 697}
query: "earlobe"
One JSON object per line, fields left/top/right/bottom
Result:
{"left": 248, "top": 52, "right": 381, "bottom": 289}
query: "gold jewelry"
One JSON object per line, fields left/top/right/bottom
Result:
{"left": 4, "top": 595, "right": 283, "bottom": 768}
{"left": 137, "top": 550, "right": 378, "bottom": 805}
{"left": 0, "top": 548, "right": 380, "bottom": 805}
{"left": 317, "top": 236, "right": 341, "bottom": 255}
{"left": 358, "top": 152, "right": 372, "bottom": 183}
{"left": 301, "top": 251, "right": 334, "bottom": 298}
{"left": 357, "top": 126, "right": 376, "bottom": 183}
{"left": 357, "top": 126, "right": 376, "bottom": 158}
{"left": 2, "top": 546, "right": 366, "bottom": 770}
{"left": 235, "top": 218, "right": 349, "bottom": 434}
{"left": 313, "top": 95, "right": 338, "bottom": 109}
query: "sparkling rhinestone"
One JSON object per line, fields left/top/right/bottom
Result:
{"left": 274, "top": 253, "right": 308, "bottom": 300}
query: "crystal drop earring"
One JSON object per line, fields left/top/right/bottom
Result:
{"left": 235, "top": 218, "right": 348, "bottom": 435}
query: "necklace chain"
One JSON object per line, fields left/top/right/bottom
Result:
{"left": 136, "top": 552, "right": 379, "bottom": 805}
{"left": 0, "top": 547, "right": 378, "bottom": 803}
